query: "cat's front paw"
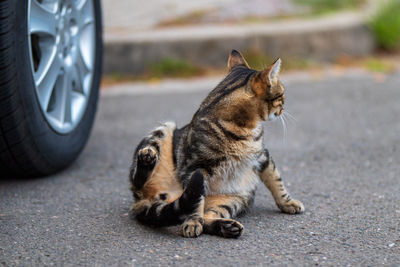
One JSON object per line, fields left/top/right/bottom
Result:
{"left": 278, "top": 199, "right": 305, "bottom": 214}
{"left": 182, "top": 218, "right": 204, "bottom": 238}
{"left": 204, "top": 219, "right": 244, "bottom": 238}
{"left": 218, "top": 219, "right": 244, "bottom": 238}
{"left": 138, "top": 146, "right": 158, "bottom": 167}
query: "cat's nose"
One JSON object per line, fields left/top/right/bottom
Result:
{"left": 275, "top": 109, "right": 283, "bottom": 116}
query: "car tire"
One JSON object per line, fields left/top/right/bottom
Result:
{"left": 0, "top": 0, "right": 102, "bottom": 177}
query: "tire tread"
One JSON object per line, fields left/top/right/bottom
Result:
{"left": 0, "top": 0, "right": 52, "bottom": 177}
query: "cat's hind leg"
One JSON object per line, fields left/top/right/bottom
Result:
{"left": 129, "top": 122, "right": 175, "bottom": 194}
{"left": 257, "top": 149, "right": 305, "bottom": 214}
{"left": 202, "top": 194, "right": 253, "bottom": 238}
{"left": 133, "top": 168, "right": 205, "bottom": 228}
{"left": 181, "top": 170, "right": 206, "bottom": 238}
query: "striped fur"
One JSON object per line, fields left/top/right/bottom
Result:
{"left": 129, "top": 50, "right": 304, "bottom": 238}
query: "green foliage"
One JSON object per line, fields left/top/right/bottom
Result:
{"left": 364, "top": 58, "right": 394, "bottom": 72}
{"left": 295, "top": 0, "right": 365, "bottom": 13}
{"left": 150, "top": 58, "right": 204, "bottom": 78}
{"left": 369, "top": 0, "right": 400, "bottom": 51}
{"left": 242, "top": 50, "right": 273, "bottom": 70}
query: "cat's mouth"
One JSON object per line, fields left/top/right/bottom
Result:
{"left": 268, "top": 112, "right": 280, "bottom": 121}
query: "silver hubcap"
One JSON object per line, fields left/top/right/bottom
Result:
{"left": 28, "top": 0, "right": 95, "bottom": 134}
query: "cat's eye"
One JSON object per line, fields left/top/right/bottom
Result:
{"left": 267, "top": 93, "right": 284, "bottom": 102}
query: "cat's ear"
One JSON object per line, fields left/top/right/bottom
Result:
{"left": 266, "top": 58, "right": 281, "bottom": 84}
{"left": 227, "top": 50, "right": 249, "bottom": 71}
{"left": 251, "top": 58, "right": 282, "bottom": 97}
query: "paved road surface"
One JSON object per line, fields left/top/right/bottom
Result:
{"left": 1, "top": 73, "right": 400, "bottom": 266}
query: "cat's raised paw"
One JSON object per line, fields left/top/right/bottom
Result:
{"left": 182, "top": 218, "right": 204, "bottom": 238}
{"left": 278, "top": 199, "right": 305, "bottom": 214}
{"left": 138, "top": 146, "right": 158, "bottom": 166}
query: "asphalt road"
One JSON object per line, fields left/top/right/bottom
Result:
{"left": 1, "top": 73, "right": 400, "bottom": 266}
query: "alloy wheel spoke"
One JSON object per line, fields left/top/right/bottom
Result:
{"left": 77, "top": 0, "right": 94, "bottom": 28}
{"left": 29, "top": 0, "right": 57, "bottom": 37}
{"left": 36, "top": 54, "right": 63, "bottom": 111}
{"left": 75, "top": 47, "right": 90, "bottom": 94}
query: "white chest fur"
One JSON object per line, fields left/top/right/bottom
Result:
{"left": 207, "top": 155, "right": 260, "bottom": 196}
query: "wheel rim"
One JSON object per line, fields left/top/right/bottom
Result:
{"left": 27, "top": 0, "right": 95, "bottom": 134}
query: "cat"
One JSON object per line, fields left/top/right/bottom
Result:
{"left": 129, "top": 50, "right": 304, "bottom": 238}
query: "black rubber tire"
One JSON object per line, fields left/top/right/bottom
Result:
{"left": 0, "top": 0, "right": 103, "bottom": 177}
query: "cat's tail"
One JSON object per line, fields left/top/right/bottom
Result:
{"left": 132, "top": 170, "right": 205, "bottom": 227}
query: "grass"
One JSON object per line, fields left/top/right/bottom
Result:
{"left": 242, "top": 50, "right": 273, "bottom": 70}
{"left": 105, "top": 50, "right": 317, "bottom": 85}
{"left": 369, "top": 0, "right": 400, "bottom": 51}
{"left": 150, "top": 58, "right": 204, "bottom": 78}
{"left": 101, "top": 58, "right": 206, "bottom": 86}
{"left": 157, "top": 0, "right": 367, "bottom": 27}
{"left": 294, "top": 0, "right": 366, "bottom": 15}
{"left": 335, "top": 54, "right": 397, "bottom": 73}
{"left": 243, "top": 49, "right": 314, "bottom": 71}
{"left": 363, "top": 58, "right": 396, "bottom": 73}
{"left": 101, "top": 53, "right": 399, "bottom": 87}
{"left": 157, "top": 10, "right": 210, "bottom": 27}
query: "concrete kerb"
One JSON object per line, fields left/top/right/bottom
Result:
{"left": 103, "top": 12, "right": 375, "bottom": 75}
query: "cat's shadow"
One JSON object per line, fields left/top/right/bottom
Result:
{"left": 238, "top": 206, "right": 284, "bottom": 224}
{"left": 131, "top": 215, "right": 181, "bottom": 237}
{"left": 114, "top": 206, "right": 182, "bottom": 238}
{"left": 119, "top": 205, "right": 284, "bottom": 239}
{"left": 248, "top": 206, "right": 283, "bottom": 216}
{"left": 0, "top": 171, "right": 64, "bottom": 185}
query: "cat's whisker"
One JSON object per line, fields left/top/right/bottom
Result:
{"left": 281, "top": 113, "right": 287, "bottom": 127}
{"left": 280, "top": 115, "right": 287, "bottom": 145}
{"left": 283, "top": 114, "right": 289, "bottom": 135}
{"left": 286, "top": 114, "right": 296, "bottom": 123}
{"left": 284, "top": 113, "right": 290, "bottom": 136}
{"left": 282, "top": 113, "right": 287, "bottom": 127}
{"left": 284, "top": 113, "right": 291, "bottom": 127}
{"left": 284, "top": 110, "right": 298, "bottom": 123}
{"left": 281, "top": 112, "right": 296, "bottom": 127}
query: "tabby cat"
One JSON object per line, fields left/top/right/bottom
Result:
{"left": 129, "top": 50, "right": 304, "bottom": 238}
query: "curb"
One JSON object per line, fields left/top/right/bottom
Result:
{"left": 103, "top": 12, "right": 375, "bottom": 75}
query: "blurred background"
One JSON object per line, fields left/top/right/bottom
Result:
{"left": 101, "top": 0, "right": 400, "bottom": 83}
